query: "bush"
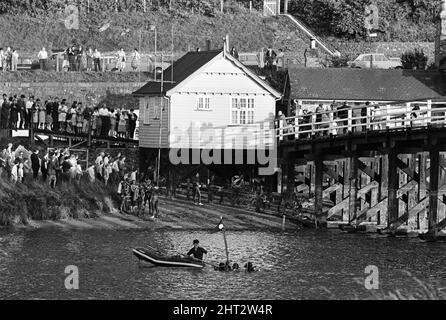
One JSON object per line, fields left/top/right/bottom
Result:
{"left": 401, "top": 48, "right": 428, "bottom": 70}
{"left": 330, "top": 55, "right": 350, "bottom": 68}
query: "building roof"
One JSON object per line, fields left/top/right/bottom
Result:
{"left": 288, "top": 68, "right": 446, "bottom": 102}
{"left": 133, "top": 50, "right": 222, "bottom": 96}
{"left": 133, "top": 49, "right": 281, "bottom": 98}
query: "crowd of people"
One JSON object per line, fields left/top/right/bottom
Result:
{"left": 0, "top": 94, "right": 139, "bottom": 139}
{"left": 0, "top": 144, "right": 130, "bottom": 187}
{"left": 0, "top": 47, "right": 20, "bottom": 71}
{"left": 1, "top": 45, "right": 143, "bottom": 72}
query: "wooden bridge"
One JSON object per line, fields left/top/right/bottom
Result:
{"left": 276, "top": 98, "right": 446, "bottom": 240}
{"left": 30, "top": 128, "right": 138, "bottom": 149}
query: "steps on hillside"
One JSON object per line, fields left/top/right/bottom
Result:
{"left": 279, "top": 13, "right": 341, "bottom": 57}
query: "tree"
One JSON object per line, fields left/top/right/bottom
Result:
{"left": 401, "top": 48, "right": 428, "bottom": 70}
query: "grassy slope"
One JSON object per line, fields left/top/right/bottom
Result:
{"left": 0, "top": 177, "right": 119, "bottom": 226}
{"left": 0, "top": 9, "right": 314, "bottom": 54}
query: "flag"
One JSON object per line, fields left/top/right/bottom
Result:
{"left": 212, "top": 216, "right": 224, "bottom": 233}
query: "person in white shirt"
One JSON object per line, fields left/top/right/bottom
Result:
{"left": 11, "top": 49, "right": 19, "bottom": 71}
{"left": 92, "top": 48, "right": 101, "bottom": 72}
{"left": 116, "top": 48, "right": 126, "bottom": 72}
{"left": 37, "top": 47, "right": 49, "bottom": 70}
{"left": 25, "top": 96, "right": 34, "bottom": 129}
{"left": 131, "top": 48, "right": 141, "bottom": 71}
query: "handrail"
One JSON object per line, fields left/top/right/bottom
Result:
{"left": 280, "top": 13, "right": 340, "bottom": 57}
{"left": 275, "top": 99, "right": 446, "bottom": 140}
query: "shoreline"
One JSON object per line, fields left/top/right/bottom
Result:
{"left": 1, "top": 197, "right": 301, "bottom": 233}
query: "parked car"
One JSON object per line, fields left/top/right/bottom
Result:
{"left": 349, "top": 53, "right": 402, "bottom": 69}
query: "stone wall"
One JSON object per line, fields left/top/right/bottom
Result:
{"left": 0, "top": 81, "right": 145, "bottom": 109}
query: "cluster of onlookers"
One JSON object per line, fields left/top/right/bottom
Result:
{"left": 0, "top": 94, "right": 139, "bottom": 139}
{"left": 278, "top": 100, "right": 426, "bottom": 140}
{"left": 0, "top": 144, "right": 129, "bottom": 189}
{"left": 62, "top": 46, "right": 141, "bottom": 72}
{"left": 1, "top": 46, "right": 143, "bottom": 72}
{"left": 0, "top": 47, "right": 20, "bottom": 71}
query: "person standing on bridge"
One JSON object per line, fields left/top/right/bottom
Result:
{"left": 128, "top": 109, "right": 137, "bottom": 139}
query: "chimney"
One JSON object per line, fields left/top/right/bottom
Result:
{"left": 206, "top": 40, "right": 211, "bottom": 51}
{"left": 435, "top": 0, "right": 446, "bottom": 69}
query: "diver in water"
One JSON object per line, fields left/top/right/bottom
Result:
{"left": 244, "top": 262, "right": 258, "bottom": 272}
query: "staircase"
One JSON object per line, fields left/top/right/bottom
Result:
{"left": 280, "top": 13, "right": 341, "bottom": 57}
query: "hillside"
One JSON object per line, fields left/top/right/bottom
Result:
{"left": 0, "top": 0, "right": 439, "bottom": 56}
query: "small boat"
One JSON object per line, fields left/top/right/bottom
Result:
{"left": 132, "top": 247, "right": 205, "bottom": 268}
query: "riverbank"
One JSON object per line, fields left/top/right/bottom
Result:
{"left": 3, "top": 195, "right": 300, "bottom": 232}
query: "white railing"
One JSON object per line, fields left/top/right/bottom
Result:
{"left": 275, "top": 100, "right": 446, "bottom": 141}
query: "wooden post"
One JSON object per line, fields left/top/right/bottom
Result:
{"left": 347, "top": 109, "right": 352, "bottom": 132}
{"left": 428, "top": 149, "right": 439, "bottom": 238}
{"left": 387, "top": 152, "right": 399, "bottom": 227}
{"left": 286, "top": 158, "right": 295, "bottom": 193}
{"left": 221, "top": 0, "right": 224, "bottom": 12}
{"left": 249, "top": 1, "right": 252, "bottom": 12}
{"left": 284, "top": 0, "right": 288, "bottom": 13}
{"left": 418, "top": 152, "right": 427, "bottom": 229}
{"left": 427, "top": 100, "right": 432, "bottom": 125}
{"left": 349, "top": 155, "right": 359, "bottom": 224}
{"left": 314, "top": 158, "right": 324, "bottom": 227}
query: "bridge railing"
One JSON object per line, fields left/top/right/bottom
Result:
{"left": 275, "top": 100, "right": 446, "bottom": 141}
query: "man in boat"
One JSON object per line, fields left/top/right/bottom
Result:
{"left": 187, "top": 239, "right": 207, "bottom": 261}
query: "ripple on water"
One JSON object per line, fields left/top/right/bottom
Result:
{"left": 0, "top": 228, "right": 445, "bottom": 299}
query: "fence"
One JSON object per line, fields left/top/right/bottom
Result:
{"left": 276, "top": 99, "right": 446, "bottom": 140}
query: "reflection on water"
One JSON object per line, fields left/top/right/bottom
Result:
{"left": 0, "top": 228, "right": 445, "bottom": 299}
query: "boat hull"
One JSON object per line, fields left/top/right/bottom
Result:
{"left": 133, "top": 248, "right": 205, "bottom": 268}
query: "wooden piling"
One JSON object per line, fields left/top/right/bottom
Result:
{"left": 348, "top": 155, "right": 359, "bottom": 225}
{"left": 428, "top": 148, "right": 439, "bottom": 238}
{"left": 314, "top": 158, "right": 324, "bottom": 227}
{"left": 387, "top": 152, "right": 399, "bottom": 227}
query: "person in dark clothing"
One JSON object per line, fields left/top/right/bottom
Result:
{"left": 187, "top": 239, "right": 208, "bottom": 261}
{"left": 52, "top": 98, "right": 60, "bottom": 131}
{"left": 17, "top": 95, "right": 26, "bottom": 129}
{"left": 41, "top": 153, "right": 49, "bottom": 182}
{"left": 9, "top": 97, "right": 18, "bottom": 130}
{"left": 1, "top": 97, "right": 10, "bottom": 129}
{"left": 128, "top": 109, "right": 138, "bottom": 139}
{"left": 67, "top": 46, "right": 77, "bottom": 72}
{"left": 30, "top": 150, "right": 40, "bottom": 179}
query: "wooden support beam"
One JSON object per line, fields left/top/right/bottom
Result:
{"left": 357, "top": 158, "right": 381, "bottom": 182}
{"left": 323, "top": 164, "right": 344, "bottom": 184}
{"left": 428, "top": 148, "right": 439, "bottom": 237}
{"left": 396, "top": 180, "right": 418, "bottom": 199}
{"left": 387, "top": 152, "right": 399, "bottom": 226}
{"left": 323, "top": 183, "right": 342, "bottom": 199}
{"left": 314, "top": 158, "right": 325, "bottom": 226}
{"left": 356, "top": 198, "right": 388, "bottom": 221}
{"left": 388, "top": 197, "right": 429, "bottom": 230}
{"left": 396, "top": 157, "right": 420, "bottom": 182}
{"left": 349, "top": 155, "right": 359, "bottom": 224}
{"left": 328, "top": 198, "right": 348, "bottom": 219}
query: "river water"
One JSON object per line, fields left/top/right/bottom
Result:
{"left": 0, "top": 228, "right": 445, "bottom": 299}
